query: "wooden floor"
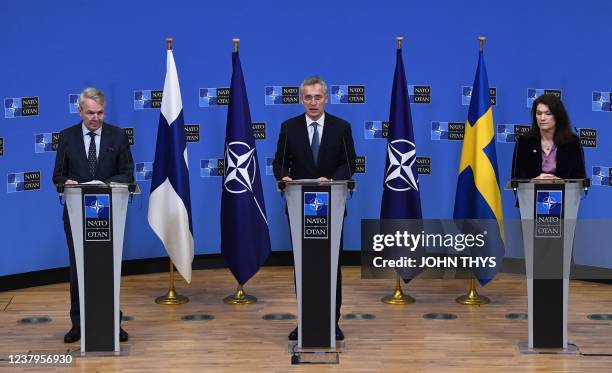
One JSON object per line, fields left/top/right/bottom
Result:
{"left": 2, "top": 267, "right": 612, "bottom": 372}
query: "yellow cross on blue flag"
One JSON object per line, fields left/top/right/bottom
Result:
{"left": 453, "top": 44, "right": 505, "bottom": 286}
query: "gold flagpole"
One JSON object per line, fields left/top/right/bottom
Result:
{"left": 381, "top": 36, "right": 417, "bottom": 306}
{"left": 222, "top": 37, "right": 257, "bottom": 305}
{"left": 456, "top": 37, "right": 491, "bottom": 306}
{"left": 156, "top": 258, "right": 189, "bottom": 305}
{"left": 154, "top": 37, "right": 189, "bottom": 306}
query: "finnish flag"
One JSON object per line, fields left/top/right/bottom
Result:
{"left": 148, "top": 49, "right": 194, "bottom": 283}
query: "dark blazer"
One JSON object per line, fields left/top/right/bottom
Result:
{"left": 273, "top": 112, "right": 356, "bottom": 180}
{"left": 511, "top": 134, "right": 586, "bottom": 179}
{"left": 53, "top": 122, "right": 134, "bottom": 186}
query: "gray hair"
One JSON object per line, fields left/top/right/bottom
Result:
{"left": 78, "top": 87, "right": 105, "bottom": 108}
{"left": 300, "top": 76, "right": 328, "bottom": 96}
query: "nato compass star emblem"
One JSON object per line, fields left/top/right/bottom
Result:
{"left": 90, "top": 199, "right": 105, "bottom": 215}
{"left": 384, "top": 139, "right": 418, "bottom": 192}
{"left": 224, "top": 141, "right": 269, "bottom": 224}
{"left": 310, "top": 197, "right": 324, "bottom": 212}
{"left": 542, "top": 196, "right": 557, "bottom": 212}
{"left": 224, "top": 141, "right": 257, "bottom": 194}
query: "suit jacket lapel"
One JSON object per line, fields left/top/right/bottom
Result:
{"left": 73, "top": 124, "right": 88, "bottom": 164}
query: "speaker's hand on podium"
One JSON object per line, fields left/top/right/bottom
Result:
{"left": 317, "top": 177, "right": 330, "bottom": 182}
{"left": 534, "top": 173, "right": 559, "bottom": 180}
{"left": 65, "top": 179, "right": 78, "bottom": 185}
{"left": 282, "top": 176, "right": 293, "bottom": 182}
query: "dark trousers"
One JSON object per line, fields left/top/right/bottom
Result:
{"left": 64, "top": 218, "right": 122, "bottom": 327}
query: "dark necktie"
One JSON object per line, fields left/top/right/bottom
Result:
{"left": 87, "top": 132, "right": 97, "bottom": 176}
{"left": 311, "top": 122, "right": 320, "bottom": 166}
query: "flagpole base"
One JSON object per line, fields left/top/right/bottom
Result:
{"left": 456, "top": 285, "right": 490, "bottom": 305}
{"left": 224, "top": 285, "right": 257, "bottom": 305}
{"left": 155, "top": 289, "right": 189, "bottom": 305}
{"left": 381, "top": 289, "right": 415, "bottom": 305}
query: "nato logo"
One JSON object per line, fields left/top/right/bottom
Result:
{"left": 409, "top": 85, "right": 431, "bottom": 104}
{"left": 265, "top": 86, "right": 300, "bottom": 105}
{"left": 35, "top": 133, "right": 59, "bottom": 153}
{"left": 385, "top": 139, "right": 418, "bottom": 191}
{"left": 136, "top": 162, "right": 153, "bottom": 181}
{"left": 134, "top": 90, "right": 163, "bottom": 110}
{"left": 578, "top": 128, "right": 597, "bottom": 148}
{"left": 304, "top": 192, "right": 328, "bottom": 217}
{"left": 416, "top": 157, "right": 431, "bottom": 175}
{"left": 536, "top": 191, "right": 562, "bottom": 215}
{"left": 84, "top": 195, "right": 110, "bottom": 219}
{"left": 84, "top": 194, "right": 111, "bottom": 241}
{"left": 69, "top": 94, "right": 79, "bottom": 113}
{"left": 462, "top": 86, "right": 496, "bottom": 106}
{"left": 265, "top": 157, "right": 274, "bottom": 176}
{"left": 252, "top": 122, "right": 266, "bottom": 140}
{"left": 496, "top": 124, "right": 530, "bottom": 144}
{"left": 364, "top": 120, "right": 389, "bottom": 139}
{"left": 7, "top": 171, "right": 41, "bottom": 193}
{"left": 199, "top": 88, "right": 230, "bottom": 107}
{"left": 223, "top": 141, "right": 258, "bottom": 194}
{"left": 592, "top": 91, "right": 611, "bottom": 112}
{"left": 431, "top": 121, "right": 464, "bottom": 141}
{"left": 354, "top": 156, "right": 366, "bottom": 174}
{"left": 303, "top": 192, "right": 329, "bottom": 239}
{"left": 185, "top": 124, "right": 200, "bottom": 143}
{"left": 330, "top": 85, "right": 365, "bottom": 104}
{"left": 4, "top": 96, "right": 39, "bottom": 118}
{"left": 592, "top": 166, "right": 611, "bottom": 186}
{"left": 200, "top": 159, "right": 223, "bottom": 177}
{"left": 527, "top": 88, "right": 561, "bottom": 108}
{"left": 123, "top": 127, "right": 135, "bottom": 146}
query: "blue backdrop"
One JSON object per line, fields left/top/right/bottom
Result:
{"left": 2, "top": 0, "right": 611, "bottom": 276}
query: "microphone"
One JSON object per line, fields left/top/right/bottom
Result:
{"left": 342, "top": 132, "right": 355, "bottom": 192}
{"left": 511, "top": 135, "right": 521, "bottom": 190}
{"left": 277, "top": 126, "right": 289, "bottom": 191}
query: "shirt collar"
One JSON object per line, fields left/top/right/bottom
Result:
{"left": 305, "top": 112, "right": 325, "bottom": 127}
{"left": 82, "top": 122, "right": 102, "bottom": 136}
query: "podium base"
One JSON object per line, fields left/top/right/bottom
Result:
{"left": 288, "top": 341, "right": 345, "bottom": 365}
{"left": 517, "top": 341, "right": 579, "bottom": 355}
{"left": 70, "top": 344, "right": 130, "bottom": 357}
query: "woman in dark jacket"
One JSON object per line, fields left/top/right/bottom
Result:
{"left": 511, "top": 94, "right": 586, "bottom": 180}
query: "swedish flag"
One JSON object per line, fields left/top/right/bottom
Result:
{"left": 453, "top": 45, "right": 504, "bottom": 286}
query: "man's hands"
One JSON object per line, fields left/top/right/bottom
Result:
{"left": 65, "top": 179, "right": 78, "bottom": 185}
{"left": 534, "top": 173, "right": 559, "bottom": 180}
{"left": 280, "top": 176, "right": 330, "bottom": 182}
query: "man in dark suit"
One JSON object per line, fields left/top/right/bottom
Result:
{"left": 273, "top": 76, "right": 356, "bottom": 341}
{"left": 52, "top": 87, "right": 134, "bottom": 343}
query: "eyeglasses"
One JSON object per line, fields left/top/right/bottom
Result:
{"left": 302, "top": 95, "right": 325, "bottom": 103}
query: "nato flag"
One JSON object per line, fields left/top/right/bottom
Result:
{"left": 221, "top": 51, "right": 271, "bottom": 285}
{"left": 380, "top": 48, "right": 422, "bottom": 220}
{"left": 380, "top": 46, "right": 423, "bottom": 282}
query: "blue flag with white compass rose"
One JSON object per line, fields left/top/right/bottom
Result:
{"left": 221, "top": 50, "right": 271, "bottom": 285}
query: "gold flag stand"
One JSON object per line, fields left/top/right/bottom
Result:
{"left": 224, "top": 284, "right": 257, "bottom": 304}
{"left": 381, "top": 276, "right": 415, "bottom": 305}
{"left": 456, "top": 277, "right": 490, "bottom": 305}
{"left": 156, "top": 259, "right": 189, "bottom": 305}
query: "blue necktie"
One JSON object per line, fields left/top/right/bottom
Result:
{"left": 87, "top": 132, "right": 97, "bottom": 176}
{"left": 310, "top": 122, "right": 320, "bottom": 166}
